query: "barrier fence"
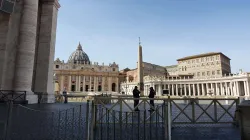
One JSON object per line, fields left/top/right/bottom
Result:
{"left": 91, "top": 96, "right": 239, "bottom": 140}
{"left": 0, "top": 95, "right": 240, "bottom": 140}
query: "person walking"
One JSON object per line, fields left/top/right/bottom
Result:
{"left": 63, "top": 88, "right": 68, "bottom": 103}
{"left": 133, "top": 86, "right": 140, "bottom": 111}
{"left": 148, "top": 87, "right": 156, "bottom": 111}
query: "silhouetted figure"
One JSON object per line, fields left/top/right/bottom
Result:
{"left": 148, "top": 87, "right": 156, "bottom": 111}
{"left": 63, "top": 89, "right": 68, "bottom": 103}
{"left": 133, "top": 86, "right": 140, "bottom": 111}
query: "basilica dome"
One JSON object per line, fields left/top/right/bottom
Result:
{"left": 68, "top": 43, "right": 90, "bottom": 64}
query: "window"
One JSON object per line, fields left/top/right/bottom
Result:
{"left": 197, "top": 72, "right": 200, "bottom": 76}
{"left": 207, "top": 71, "right": 210, "bottom": 76}
{"left": 217, "top": 70, "right": 220, "bottom": 75}
{"left": 56, "top": 65, "right": 59, "bottom": 68}
{"left": 212, "top": 71, "right": 215, "bottom": 75}
{"left": 202, "top": 72, "right": 205, "bottom": 76}
{"left": 113, "top": 68, "right": 116, "bottom": 71}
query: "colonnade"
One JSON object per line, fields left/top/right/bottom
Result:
{"left": 144, "top": 80, "right": 250, "bottom": 97}
{"left": 122, "top": 78, "right": 250, "bottom": 97}
{"left": 0, "top": 0, "right": 60, "bottom": 103}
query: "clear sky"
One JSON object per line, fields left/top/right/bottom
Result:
{"left": 55, "top": 0, "right": 250, "bottom": 73}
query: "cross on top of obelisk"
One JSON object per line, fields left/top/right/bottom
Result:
{"left": 139, "top": 37, "right": 141, "bottom": 46}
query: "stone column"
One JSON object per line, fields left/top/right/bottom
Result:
{"left": 211, "top": 83, "right": 214, "bottom": 94}
{"left": 197, "top": 83, "right": 200, "bottom": 96}
{"left": 1, "top": 1, "right": 23, "bottom": 90}
{"left": 89, "top": 76, "right": 92, "bottom": 91}
{"left": 32, "top": 0, "right": 60, "bottom": 103}
{"left": 175, "top": 84, "right": 178, "bottom": 96}
{"left": 158, "top": 84, "right": 162, "bottom": 96}
{"left": 233, "top": 82, "right": 236, "bottom": 96}
{"left": 188, "top": 84, "right": 191, "bottom": 96}
{"left": 93, "top": 76, "right": 96, "bottom": 92}
{"left": 68, "top": 75, "right": 71, "bottom": 92}
{"left": 101, "top": 76, "right": 105, "bottom": 92}
{"left": 193, "top": 84, "right": 195, "bottom": 96}
{"left": 60, "top": 75, "right": 64, "bottom": 91}
{"left": 202, "top": 83, "right": 205, "bottom": 96}
{"left": 236, "top": 81, "right": 239, "bottom": 96}
{"left": 76, "top": 75, "right": 79, "bottom": 91}
{"left": 108, "top": 77, "right": 112, "bottom": 92}
{"left": 83, "top": 76, "right": 86, "bottom": 91}
{"left": 215, "top": 83, "right": 218, "bottom": 96}
{"left": 180, "top": 84, "right": 183, "bottom": 96}
{"left": 225, "top": 82, "right": 228, "bottom": 96}
{"left": 12, "top": 0, "right": 39, "bottom": 103}
{"left": 171, "top": 84, "right": 174, "bottom": 96}
{"left": 184, "top": 84, "right": 187, "bottom": 96}
{"left": 0, "top": 12, "right": 10, "bottom": 89}
{"left": 205, "top": 83, "right": 208, "bottom": 96}
{"left": 79, "top": 76, "right": 81, "bottom": 91}
{"left": 246, "top": 80, "right": 250, "bottom": 96}
{"left": 116, "top": 77, "right": 119, "bottom": 92}
{"left": 230, "top": 82, "right": 233, "bottom": 96}
{"left": 220, "top": 83, "right": 223, "bottom": 96}
{"left": 244, "top": 81, "right": 247, "bottom": 96}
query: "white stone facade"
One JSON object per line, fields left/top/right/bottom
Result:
{"left": 121, "top": 72, "right": 250, "bottom": 97}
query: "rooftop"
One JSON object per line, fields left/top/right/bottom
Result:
{"left": 177, "top": 52, "right": 231, "bottom": 61}
{"left": 165, "top": 65, "right": 178, "bottom": 68}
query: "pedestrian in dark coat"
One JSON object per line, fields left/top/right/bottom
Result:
{"left": 63, "top": 89, "right": 68, "bottom": 104}
{"left": 148, "top": 87, "right": 156, "bottom": 111}
{"left": 133, "top": 86, "right": 140, "bottom": 111}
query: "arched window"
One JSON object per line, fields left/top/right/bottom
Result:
{"left": 112, "top": 83, "right": 116, "bottom": 92}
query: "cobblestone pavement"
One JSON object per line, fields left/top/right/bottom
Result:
{"left": 0, "top": 102, "right": 241, "bottom": 140}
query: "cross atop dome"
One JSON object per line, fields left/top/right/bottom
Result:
{"left": 77, "top": 42, "right": 82, "bottom": 50}
{"left": 139, "top": 37, "right": 141, "bottom": 46}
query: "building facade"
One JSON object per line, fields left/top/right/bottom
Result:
{"left": 177, "top": 52, "right": 231, "bottom": 78}
{"left": 54, "top": 43, "right": 120, "bottom": 93}
{"left": 122, "top": 72, "right": 250, "bottom": 97}
{"left": 120, "top": 48, "right": 250, "bottom": 97}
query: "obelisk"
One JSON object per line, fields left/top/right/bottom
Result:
{"left": 137, "top": 37, "right": 144, "bottom": 96}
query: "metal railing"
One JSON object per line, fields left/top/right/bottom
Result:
{"left": 91, "top": 96, "right": 239, "bottom": 140}
{"left": 0, "top": 90, "right": 27, "bottom": 103}
{"left": 0, "top": 95, "right": 240, "bottom": 140}
{"left": 1, "top": 101, "right": 90, "bottom": 140}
